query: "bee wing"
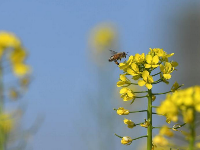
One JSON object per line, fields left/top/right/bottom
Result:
{"left": 109, "top": 50, "right": 118, "bottom": 54}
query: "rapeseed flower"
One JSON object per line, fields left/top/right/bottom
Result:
{"left": 117, "top": 74, "right": 131, "bottom": 87}
{"left": 160, "top": 62, "right": 174, "bottom": 80}
{"left": 116, "top": 107, "right": 129, "bottom": 115}
{"left": 124, "top": 118, "right": 135, "bottom": 128}
{"left": 121, "top": 136, "right": 133, "bottom": 145}
{"left": 145, "top": 55, "right": 159, "bottom": 68}
{"left": 138, "top": 71, "right": 154, "bottom": 89}
{"left": 127, "top": 63, "right": 141, "bottom": 80}
{"left": 134, "top": 53, "right": 145, "bottom": 64}
{"left": 120, "top": 87, "right": 135, "bottom": 101}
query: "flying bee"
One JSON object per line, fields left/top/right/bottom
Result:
{"left": 108, "top": 50, "right": 128, "bottom": 65}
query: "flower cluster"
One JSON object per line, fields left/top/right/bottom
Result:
{"left": 0, "top": 31, "right": 30, "bottom": 77}
{"left": 118, "top": 48, "right": 177, "bottom": 103}
{"left": 114, "top": 48, "right": 179, "bottom": 149}
{"left": 157, "top": 86, "right": 200, "bottom": 123}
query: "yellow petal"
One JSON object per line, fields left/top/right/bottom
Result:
{"left": 117, "top": 81, "right": 125, "bottom": 87}
{"left": 138, "top": 80, "right": 145, "bottom": 86}
{"left": 120, "top": 74, "right": 126, "bottom": 81}
{"left": 146, "top": 55, "right": 152, "bottom": 64}
{"left": 13, "top": 63, "right": 30, "bottom": 76}
{"left": 146, "top": 84, "right": 152, "bottom": 89}
{"left": 142, "top": 70, "right": 149, "bottom": 79}
{"left": 144, "top": 64, "right": 151, "bottom": 68}
{"left": 120, "top": 88, "right": 128, "bottom": 94}
{"left": 152, "top": 55, "right": 159, "bottom": 64}
{"left": 163, "top": 74, "right": 171, "bottom": 80}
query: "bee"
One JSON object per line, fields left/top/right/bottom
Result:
{"left": 108, "top": 50, "right": 128, "bottom": 65}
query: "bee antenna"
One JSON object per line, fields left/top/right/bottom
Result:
{"left": 126, "top": 52, "right": 130, "bottom": 56}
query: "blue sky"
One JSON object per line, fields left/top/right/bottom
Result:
{"left": 0, "top": 0, "right": 200, "bottom": 150}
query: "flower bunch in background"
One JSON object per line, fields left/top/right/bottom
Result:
{"left": 156, "top": 86, "right": 200, "bottom": 150}
{"left": 0, "top": 31, "right": 35, "bottom": 150}
{"left": 113, "top": 48, "right": 183, "bottom": 150}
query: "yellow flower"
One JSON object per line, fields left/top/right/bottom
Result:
{"left": 0, "top": 32, "right": 21, "bottom": 49}
{"left": 89, "top": 24, "right": 117, "bottom": 52}
{"left": 120, "top": 87, "right": 135, "bottom": 101}
{"left": 160, "top": 62, "right": 174, "bottom": 80}
{"left": 183, "top": 108, "right": 194, "bottom": 123}
{"left": 116, "top": 107, "right": 129, "bottom": 115}
{"left": 13, "top": 63, "right": 30, "bottom": 76}
{"left": 121, "top": 136, "right": 132, "bottom": 145}
{"left": 159, "top": 126, "right": 174, "bottom": 137}
{"left": 119, "top": 55, "right": 134, "bottom": 71}
{"left": 0, "top": 114, "right": 13, "bottom": 134}
{"left": 134, "top": 53, "right": 145, "bottom": 64}
{"left": 117, "top": 74, "right": 131, "bottom": 87}
{"left": 153, "top": 135, "right": 168, "bottom": 146}
{"left": 140, "top": 119, "right": 150, "bottom": 128}
{"left": 138, "top": 71, "right": 154, "bottom": 89}
{"left": 127, "top": 63, "right": 141, "bottom": 80}
{"left": 124, "top": 118, "right": 136, "bottom": 128}
{"left": 151, "top": 48, "right": 174, "bottom": 61}
{"left": 9, "top": 47, "right": 27, "bottom": 64}
{"left": 145, "top": 55, "right": 159, "bottom": 68}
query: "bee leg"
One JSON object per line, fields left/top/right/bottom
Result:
{"left": 114, "top": 60, "right": 119, "bottom": 65}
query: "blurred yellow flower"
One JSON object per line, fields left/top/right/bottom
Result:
{"left": 121, "top": 136, "right": 132, "bottom": 145}
{"left": 13, "top": 63, "right": 30, "bottom": 77}
{"left": 0, "top": 114, "right": 13, "bottom": 134}
{"left": 0, "top": 32, "right": 21, "bottom": 49}
{"left": 153, "top": 135, "right": 168, "bottom": 146}
{"left": 159, "top": 126, "right": 174, "bottom": 137}
{"left": 89, "top": 23, "right": 117, "bottom": 52}
{"left": 116, "top": 107, "right": 129, "bottom": 115}
{"left": 124, "top": 118, "right": 135, "bottom": 128}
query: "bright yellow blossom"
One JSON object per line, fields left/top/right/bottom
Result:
{"left": 124, "top": 118, "right": 135, "bottom": 128}
{"left": 121, "top": 136, "right": 133, "bottom": 145}
{"left": 120, "top": 87, "right": 135, "bottom": 101}
{"left": 145, "top": 55, "right": 159, "bottom": 68}
{"left": 150, "top": 48, "right": 174, "bottom": 61}
{"left": 159, "top": 126, "right": 174, "bottom": 137}
{"left": 160, "top": 62, "right": 174, "bottom": 80}
{"left": 138, "top": 71, "right": 154, "bottom": 89}
{"left": 127, "top": 63, "right": 141, "bottom": 80}
{"left": 134, "top": 53, "right": 145, "bottom": 64}
{"left": 119, "top": 55, "right": 134, "bottom": 71}
{"left": 117, "top": 74, "right": 131, "bottom": 87}
{"left": 116, "top": 107, "right": 129, "bottom": 115}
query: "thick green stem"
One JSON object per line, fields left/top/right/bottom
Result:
{"left": 147, "top": 89, "right": 152, "bottom": 150}
{"left": 189, "top": 109, "right": 195, "bottom": 150}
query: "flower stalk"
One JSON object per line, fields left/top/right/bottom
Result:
{"left": 147, "top": 89, "right": 152, "bottom": 150}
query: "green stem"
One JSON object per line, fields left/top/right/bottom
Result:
{"left": 129, "top": 110, "right": 147, "bottom": 113}
{"left": 147, "top": 89, "right": 152, "bottom": 150}
{"left": 132, "top": 135, "right": 147, "bottom": 141}
{"left": 153, "top": 91, "right": 171, "bottom": 95}
{"left": 134, "top": 91, "right": 148, "bottom": 93}
{"left": 152, "top": 72, "right": 161, "bottom": 77}
{"left": 189, "top": 109, "right": 195, "bottom": 150}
